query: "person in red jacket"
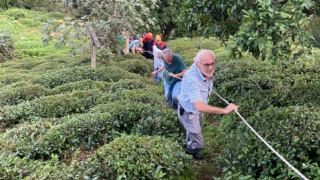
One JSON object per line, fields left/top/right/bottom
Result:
{"left": 154, "top": 35, "right": 167, "bottom": 50}
{"left": 142, "top": 33, "right": 154, "bottom": 59}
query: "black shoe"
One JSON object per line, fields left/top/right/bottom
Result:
{"left": 185, "top": 151, "right": 203, "bottom": 160}
{"left": 192, "top": 153, "right": 203, "bottom": 160}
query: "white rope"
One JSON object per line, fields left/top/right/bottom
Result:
{"left": 211, "top": 89, "right": 309, "bottom": 180}
{"left": 165, "top": 70, "right": 182, "bottom": 80}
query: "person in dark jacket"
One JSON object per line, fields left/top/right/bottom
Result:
{"left": 142, "top": 33, "right": 154, "bottom": 59}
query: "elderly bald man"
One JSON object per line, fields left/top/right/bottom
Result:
{"left": 178, "top": 49, "right": 238, "bottom": 160}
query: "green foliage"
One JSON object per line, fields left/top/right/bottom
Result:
{"left": 220, "top": 106, "right": 320, "bottom": 179}
{"left": 47, "top": 79, "right": 111, "bottom": 95}
{"left": 232, "top": 0, "right": 313, "bottom": 60}
{"left": 32, "top": 66, "right": 142, "bottom": 88}
{"left": 109, "top": 59, "right": 153, "bottom": 77}
{"left": 0, "top": 73, "right": 31, "bottom": 85}
{"left": 0, "top": 90, "right": 102, "bottom": 126}
{"left": 0, "top": 30, "right": 15, "bottom": 62}
{"left": 41, "top": 0, "right": 156, "bottom": 56}
{"left": 142, "top": 0, "right": 185, "bottom": 40}
{"left": 132, "top": 107, "right": 184, "bottom": 140}
{"left": 109, "top": 79, "right": 146, "bottom": 93}
{"left": 0, "top": 154, "right": 68, "bottom": 180}
{"left": 1, "top": 8, "right": 27, "bottom": 19}
{"left": 308, "top": 16, "right": 320, "bottom": 48}
{"left": 102, "top": 89, "right": 163, "bottom": 106}
{"left": 1, "top": 58, "right": 45, "bottom": 70}
{"left": 25, "top": 112, "right": 114, "bottom": 159}
{"left": 0, "top": 82, "right": 47, "bottom": 106}
{"left": 180, "top": 0, "right": 315, "bottom": 60}
{"left": 72, "top": 135, "right": 189, "bottom": 180}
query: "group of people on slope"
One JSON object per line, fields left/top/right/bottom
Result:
{"left": 120, "top": 32, "right": 239, "bottom": 161}
{"left": 118, "top": 32, "right": 168, "bottom": 82}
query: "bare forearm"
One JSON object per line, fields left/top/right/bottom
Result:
{"left": 196, "top": 103, "right": 228, "bottom": 114}
{"left": 175, "top": 69, "right": 187, "bottom": 77}
{"left": 194, "top": 101, "right": 238, "bottom": 115}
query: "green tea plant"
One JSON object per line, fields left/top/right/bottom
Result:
{"left": 71, "top": 135, "right": 189, "bottom": 180}
{"left": 0, "top": 30, "right": 15, "bottom": 62}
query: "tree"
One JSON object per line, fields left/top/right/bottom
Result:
{"left": 41, "top": 0, "right": 156, "bottom": 56}
{"left": 180, "top": 0, "right": 315, "bottom": 60}
{"left": 0, "top": 0, "right": 18, "bottom": 10}
{"left": 141, "top": 0, "right": 185, "bottom": 41}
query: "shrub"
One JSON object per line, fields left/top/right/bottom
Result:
{"left": 47, "top": 79, "right": 111, "bottom": 95}
{"left": 0, "top": 90, "right": 102, "bottom": 126}
{"left": 0, "top": 30, "right": 15, "bottom": 63}
{"left": 109, "top": 59, "right": 153, "bottom": 77}
{"left": 0, "top": 73, "right": 31, "bottom": 85}
{"left": 111, "top": 53, "right": 146, "bottom": 62}
{"left": 0, "top": 57, "right": 46, "bottom": 70}
{"left": 214, "top": 59, "right": 278, "bottom": 87}
{"left": 0, "top": 154, "right": 69, "bottom": 180}
{"left": 220, "top": 106, "right": 320, "bottom": 179}
{"left": 89, "top": 101, "right": 157, "bottom": 133}
{"left": 132, "top": 107, "right": 185, "bottom": 140}
{"left": 2, "top": 9, "right": 28, "bottom": 20}
{"left": 32, "top": 66, "right": 142, "bottom": 88}
{"left": 30, "top": 112, "right": 114, "bottom": 159}
{"left": 90, "top": 100, "right": 184, "bottom": 139}
{"left": 19, "top": 18, "right": 40, "bottom": 27}
{"left": 99, "top": 89, "right": 163, "bottom": 106}
{"left": 109, "top": 79, "right": 145, "bottom": 92}
{"left": 0, "top": 83, "right": 47, "bottom": 106}
{"left": 72, "top": 135, "right": 189, "bottom": 180}
{"left": 0, "top": 117, "right": 67, "bottom": 156}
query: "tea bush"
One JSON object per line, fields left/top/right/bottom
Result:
{"left": 132, "top": 107, "right": 185, "bottom": 140}
{"left": 111, "top": 53, "right": 146, "bottom": 62}
{"left": 0, "top": 30, "right": 15, "bottom": 63}
{"left": 0, "top": 58, "right": 45, "bottom": 70}
{"left": 19, "top": 18, "right": 40, "bottom": 27}
{"left": 0, "top": 73, "right": 31, "bottom": 85}
{"left": 25, "top": 112, "right": 114, "bottom": 159}
{"left": 0, "top": 153, "right": 68, "bottom": 180}
{"left": 2, "top": 8, "right": 28, "bottom": 20}
{"left": 109, "top": 59, "right": 153, "bottom": 77}
{"left": 101, "top": 89, "right": 163, "bottom": 106}
{"left": 220, "top": 106, "right": 320, "bottom": 179}
{"left": 72, "top": 135, "right": 189, "bottom": 180}
{"left": 0, "top": 117, "right": 67, "bottom": 156}
{"left": 0, "top": 90, "right": 102, "bottom": 126}
{"left": 89, "top": 101, "right": 159, "bottom": 133}
{"left": 47, "top": 79, "right": 111, "bottom": 95}
{"left": 109, "top": 79, "right": 145, "bottom": 92}
{"left": 32, "top": 66, "right": 141, "bottom": 88}
{"left": 0, "top": 83, "right": 47, "bottom": 106}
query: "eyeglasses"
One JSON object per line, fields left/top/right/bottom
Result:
{"left": 197, "top": 61, "right": 215, "bottom": 68}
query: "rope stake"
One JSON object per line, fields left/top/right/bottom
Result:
{"left": 211, "top": 89, "right": 309, "bottom": 180}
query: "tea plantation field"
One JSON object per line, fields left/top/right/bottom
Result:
{"left": 1, "top": 8, "right": 320, "bottom": 180}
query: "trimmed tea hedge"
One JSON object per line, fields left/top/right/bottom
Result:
{"left": 0, "top": 90, "right": 102, "bottom": 126}
{"left": 71, "top": 135, "right": 189, "bottom": 180}
{"left": 32, "top": 66, "right": 142, "bottom": 88}
{"left": 220, "top": 106, "right": 320, "bottom": 179}
{"left": 100, "top": 89, "right": 163, "bottom": 106}
{"left": 47, "top": 79, "right": 111, "bottom": 95}
{"left": 109, "top": 79, "right": 145, "bottom": 92}
{"left": 109, "top": 59, "right": 153, "bottom": 77}
{"left": 0, "top": 83, "right": 47, "bottom": 106}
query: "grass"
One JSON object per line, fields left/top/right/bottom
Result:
{"left": 0, "top": 8, "right": 70, "bottom": 58}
